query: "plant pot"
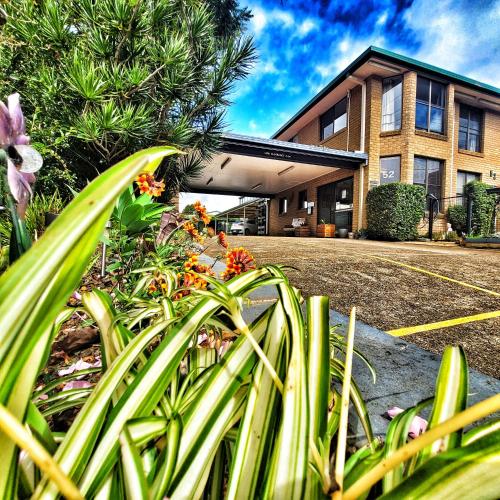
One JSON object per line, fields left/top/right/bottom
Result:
{"left": 295, "top": 226, "right": 310, "bottom": 237}
{"left": 283, "top": 227, "right": 295, "bottom": 237}
{"left": 348, "top": 232, "right": 354, "bottom": 239}
{"left": 316, "top": 224, "right": 335, "bottom": 238}
{"left": 337, "top": 228, "right": 348, "bottom": 238}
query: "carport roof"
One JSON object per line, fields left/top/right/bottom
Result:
{"left": 187, "top": 133, "right": 367, "bottom": 197}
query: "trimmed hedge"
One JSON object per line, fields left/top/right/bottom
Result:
{"left": 468, "top": 181, "right": 496, "bottom": 236}
{"left": 447, "top": 204, "right": 467, "bottom": 235}
{"left": 367, "top": 183, "right": 426, "bottom": 241}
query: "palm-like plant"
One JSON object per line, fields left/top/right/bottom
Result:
{"left": 0, "top": 0, "right": 256, "bottom": 196}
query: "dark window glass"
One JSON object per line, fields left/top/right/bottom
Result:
{"left": 456, "top": 171, "right": 480, "bottom": 202}
{"left": 413, "top": 157, "right": 443, "bottom": 201}
{"left": 458, "top": 105, "right": 482, "bottom": 152}
{"left": 415, "top": 77, "right": 446, "bottom": 134}
{"left": 320, "top": 97, "right": 347, "bottom": 140}
{"left": 380, "top": 157, "right": 401, "bottom": 184}
{"left": 298, "top": 190, "right": 307, "bottom": 209}
{"left": 278, "top": 197, "right": 287, "bottom": 215}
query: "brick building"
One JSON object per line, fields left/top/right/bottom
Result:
{"left": 189, "top": 47, "right": 500, "bottom": 236}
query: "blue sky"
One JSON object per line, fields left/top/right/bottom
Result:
{"left": 181, "top": 0, "right": 500, "bottom": 211}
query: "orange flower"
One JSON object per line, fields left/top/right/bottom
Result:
{"left": 173, "top": 271, "right": 211, "bottom": 300}
{"left": 135, "top": 173, "right": 165, "bottom": 197}
{"left": 183, "top": 221, "right": 204, "bottom": 243}
{"left": 207, "top": 227, "right": 215, "bottom": 237}
{"left": 221, "top": 247, "right": 256, "bottom": 281}
{"left": 217, "top": 231, "right": 228, "bottom": 249}
{"left": 194, "top": 200, "right": 211, "bottom": 225}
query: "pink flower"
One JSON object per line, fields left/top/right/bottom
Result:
{"left": 387, "top": 406, "right": 428, "bottom": 438}
{"left": 0, "top": 93, "right": 43, "bottom": 212}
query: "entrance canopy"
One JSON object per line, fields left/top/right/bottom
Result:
{"left": 188, "top": 133, "right": 367, "bottom": 197}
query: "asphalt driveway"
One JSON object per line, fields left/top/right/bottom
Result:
{"left": 209, "top": 236, "right": 500, "bottom": 378}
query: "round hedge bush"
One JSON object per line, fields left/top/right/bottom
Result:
{"left": 366, "top": 183, "right": 426, "bottom": 241}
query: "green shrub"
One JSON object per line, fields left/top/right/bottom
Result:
{"left": 447, "top": 204, "right": 467, "bottom": 235}
{"left": 468, "top": 181, "right": 496, "bottom": 236}
{"left": 367, "top": 183, "right": 426, "bottom": 241}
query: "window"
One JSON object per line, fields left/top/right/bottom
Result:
{"left": 381, "top": 77, "right": 402, "bottom": 131}
{"left": 278, "top": 197, "right": 287, "bottom": 215}
{"left": 320, "top": 97, "right": 347, "bottom": 140}
{"left": 415, "top": 77, "right": 446, "bottom": 134}
{"left": 456, "top": 171, "right": 480, "bottom": 200}
{"left": 298, "top": 190, "right": 307, "bottom": 209}
{"left": 380, "top": 156, "right": 401, "bottom": 184}
{"left": 459, "top": 105, "right": 482, "bottom": 152}
{"left": 413, "top": 157, "right": 443, "bottom": 200}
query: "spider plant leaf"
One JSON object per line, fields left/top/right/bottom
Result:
{"left": 119, "top": 428, "right": 148, "bottom": 500}
{"left": 420, "top": 345, "right": 468, "bottom": 462}
{"left": 226, "top": 302, "right": 286, "bottom": 499}
{"left": 126, "top": 417, "right": 168, "bottom": 447}
{"left": 262, "top": 265, "right": 309, "bottom": 500}
{"left": 462, "top": 419, "right": 500, "bottom": 446}
{"left": 382, "top": 398, "right": 433, "bottom": 493}
{"left": 380, "top": 431, "right": 500, "bottom": 500}
{"left": 305, "top": 295, "right": 330, "bottom": 498}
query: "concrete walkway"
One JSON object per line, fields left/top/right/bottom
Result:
{"left": 203, "top": 256, "right": 500, "bottom": 441}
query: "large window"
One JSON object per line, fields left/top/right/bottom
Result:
{"left": 415, "top": 77, "right": 446, "bottom": 134}
{"left": 320, "top": 97, "right": 347, "bottom": 140}
{"left": 456, "top": 171, "right": 480, "bottom": 199}
{"left": 278, "top": 197, "right": 287, "bottom": 215}
{"left": 381, "top": 77, "right": 402, "bottom": 131}
{"left": 298, "top": 189, "right": 307, "bottom": 209}
{"left": 459, "top": 105, "right": 482, "bottom": 152}
{"left": 380, "top": 156, "right": 401, "bottom": 184}
{"left": 413, "top": 157, "right": 443, "bottom": 199}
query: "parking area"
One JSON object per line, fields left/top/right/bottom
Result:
{"left": 212, "top": 236, "right": 500, "bottom": 378}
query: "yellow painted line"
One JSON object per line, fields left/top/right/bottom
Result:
{"left": 387, "top": 310, "right": 500, "bottom": 337}
{"left": 366, "top": 254, "right": 500, "bottom": 298}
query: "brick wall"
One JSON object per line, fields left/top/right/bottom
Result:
{"left": 268, "top": 168, "right": 358, "bottom": 235}
{"left": 281, "top": 70, "right": 500, "bottom": 236}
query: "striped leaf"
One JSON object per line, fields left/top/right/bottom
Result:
{"left": 380, "top": 431, "right": 500, "bottom": 499}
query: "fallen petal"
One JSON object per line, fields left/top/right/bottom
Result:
{"left": 62, "top": 380, "right": 92, "bottom": 391}
{"left": 387, "top": 406, "right": 404, "bottom": 418}
{"left": 57, "top": 357, "right": 101, "bottom": 377}
{"left": 408, "top": 415, "right": 428, "bottom": 438}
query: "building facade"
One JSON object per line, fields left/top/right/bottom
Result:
{"left": 268, "top": 47, "right": 500, "bottom": 235}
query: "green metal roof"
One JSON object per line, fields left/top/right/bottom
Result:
{"left": 272, "top": 46, "right": 500, "bottom": 139}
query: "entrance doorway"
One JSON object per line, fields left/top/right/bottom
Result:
{"left": 317, "top": 177, "right": 353, "bottom": 231}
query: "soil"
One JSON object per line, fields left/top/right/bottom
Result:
{"left": 209, "top": 236, "right": 500, "bottom": 379}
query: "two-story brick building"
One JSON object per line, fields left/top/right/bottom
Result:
{"left": 189, "top": 47, "right": 500, "bottom": 235}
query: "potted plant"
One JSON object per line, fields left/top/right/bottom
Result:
{"left": 316, "top": 219, "right": 335, "bottom": 238}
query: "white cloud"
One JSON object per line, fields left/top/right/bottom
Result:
{"left": 376, "top": 11, "right": 388, "bottom": 26}
{"left": 261, "top": 60, "right": 279, "bottom": 74}
{"left": 403, "top": 0, "right": 500, "bottom": 87}
{"left": 298, "top": 19, "right": 316, "bottom": 36}
{"left": 339, "top": 39, "right": 350, "bottom": 53}
{"left": 179, "top": 193, "right": 241, "bottom": 214}
{"left": 271, "top": 10, "right": 294, "bottom": 28}
{"left": 249, "top": 119, "right": 258, "bottom": 131}
{"left": 251, "top": 6, "right": 267, "bottom": 36}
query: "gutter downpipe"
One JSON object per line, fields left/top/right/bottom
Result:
{"left": 348, "top": 75, "right": 367, "bottom": 230}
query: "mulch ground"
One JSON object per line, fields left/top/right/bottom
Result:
{"left": 210, "top": 236, "right": 500, "bottom": 379}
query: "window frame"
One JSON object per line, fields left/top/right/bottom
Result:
{"left": 278, "top": 197, "right": 288, "bottom": 215}
{"left": 458, "top": 104, "right": 483, "bottom": 152}
{"left": 297, "top": 189, "right": 308, "bottom": 210}
{"left": 413, "top": 156, "right": 444, "bottom": 201}
{"left": 415, "top": 76, "right": 446, "bottom": 134}
{"left": 379, "top": 156, "right": 401, "bottom": 184}
{"left": 320, "top": 97, "right": 347, "bottom": 140}
{"left": 381, "top": 76, "right": 403, "bottom": 132}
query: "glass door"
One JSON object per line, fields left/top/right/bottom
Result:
{"left": 317, "top": 177, "right": 353, "bottom": 230}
